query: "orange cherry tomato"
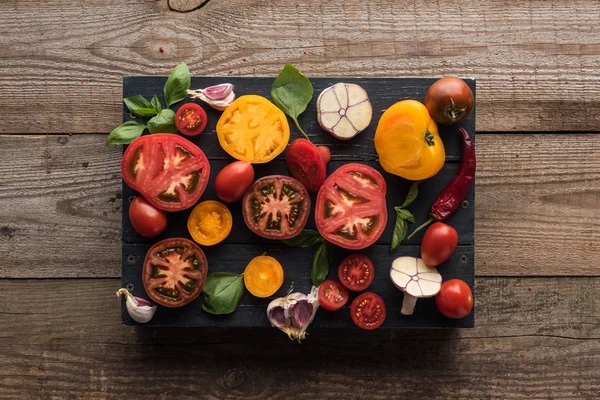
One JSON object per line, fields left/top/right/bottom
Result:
{"left": 243, "top": 255, "right": 284, "bottom": 298}
{"left": 187, "top": 200, "right": 232, "bottom": 246}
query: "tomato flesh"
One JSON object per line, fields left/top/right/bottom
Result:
{"left": 435, "top": 279, "right": 473, "bottom": 319}
{"left": 142, "top": 238, "right": 208, "bottom": 307}
{"left": 175, "top": 103, "right": 208, "bottom": 136}
{"left": 243, "top": 255, "right": 284, "bottom": 298}
{"left": 315, "top": 163, "right": 387, "bottom": 249}
{"left": 286, "top": 138, "right": 327, "bottom": 192}
{"left": 338, "top": 254, "right": 374, "bottom": 291}
{"left": 214, "top": 161, "right": 255, "bottom": 203}
{"left": 318, "top": 280, "right": 349, "bottom": 311}
{"left": 121, "top": 134, "right": 210, "bottom": 212}
{"left": 421, "top": 222, "right": 458, "bottom": 266}
{"left": 129, "top": 196, "right": 167, "bottom": 238}
{"left": 350, "top": 292, "right": 386, "bottom": 330}
{"left": 187, "top": 200, "right": 232, "bottom": 246}
{"left": 242, "top": 175, "right": 310, "bottom": 240}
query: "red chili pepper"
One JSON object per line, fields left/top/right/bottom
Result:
{"left": 407, "top": 127, "right": 475, "bottom": 239}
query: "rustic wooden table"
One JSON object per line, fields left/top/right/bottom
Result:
{"left": 1, "top": 1, "right": 598, "bottom": 398}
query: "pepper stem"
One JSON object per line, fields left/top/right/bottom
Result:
{"left": 406, "top": 216, "right": 436, "bottom": 240}
{"left": 293, "top": 117, "right": 310, "bottom": 140}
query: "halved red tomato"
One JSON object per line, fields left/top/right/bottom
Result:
{"left": 142, "top": 238, "right": 208, "bottom": 308}
{"left": 121, "top": 134, "right": 210, "bottom": 212}
{"left": 175, "top": 103, "right": 208, "bottom": 136}
{"left": 242, "top": 175, "right": 310, "bottom": 240}
{"left": 338, "top": 254, "right": 374, "bottom": 291}
{"left": 318, "top": 280, "right": 349, "bottom": 311}
{"left": 315, "top": 163, "right": 387, "bottom": 249}
{"left": 286, "top": 139, "right": 328, "bottom": 192}
{"left": 350, "top": 292, "right": 386, "bottom": 330}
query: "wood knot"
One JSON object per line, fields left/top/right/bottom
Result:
{"left": 223, "top": 368, "right": 247, "bottom": 388}
{"left": 168, "top": 0, "right": 211, "bottom": 13}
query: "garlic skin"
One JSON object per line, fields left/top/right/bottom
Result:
{"left": 267, "top": 286, "right": 319, "bottom": 342}
{"left": 187, "top": 83, "right": 236, "bottom": 111}
{"left": 116, "top": 288, "right": 157, "bottom": 324}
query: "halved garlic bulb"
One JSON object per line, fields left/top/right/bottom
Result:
{"left": 317, "top": 83, "right": 372, "bottom": 140}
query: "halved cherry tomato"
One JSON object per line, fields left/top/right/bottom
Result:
{"left": 121, "top": 134, "right": 210, "bottom": 212}
{"left": 175, "top": 103, "right": 208, "bottom": 136}
{"left": 318, "top": 280, "right": 349, "bottom": 311}
{"left": 286, "top": 138, "right": 328, "bottom": 192}
{"left": 421, "top": 222, "right": 458, "bottom": 267}
{"left": 242, "top": 175, "right": 310, "bottom": 240}
{"left": 142, "top": 238, "right": 208, "bottom": 308}
{"left": 243, "top": 255, "right": 284, "bottom": 298}
{"left": 214, "top": 161, "right": 255, "bottom": 203}
{"left": 129, "top": 196, "right": 167, "bottom": 238}
{"left": 216, "top": 95, "right": 290, "bottom": 163}
{"left": 350, "top": 292, "right": 386, "bottom": 330}
{"left": 338, "top": 254, "right": 374, "bottom": 291}
{"left": 435, "top": 279, "right": 473, "bottom": 319}
{"left": 315, "top": 163, "right": 387, "bottom": 249}
{"left": 187, "top": 200, "right": 232, "bottom": 246}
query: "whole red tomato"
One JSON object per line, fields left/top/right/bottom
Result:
{"left": 214, "top": 161, "right": 254, "bottom": 203}
{"left": 435, "top": 279, "right": 473, "bottom": 319}
{"left": 129, "top": 196, "right": 167, "bottom": 238}
{"left": 425, "top": 77, "right": 474, "bottom": 125}
{"left": 421, "top": 222, "right": 458, "bottom": 266}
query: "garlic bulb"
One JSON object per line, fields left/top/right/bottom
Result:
{"left": 116, "top": 288, "right": 157, "bottom": 324}
{"left": 187, "top": 83, "right": 235, "bottom": 111}
{"left": 267, "top": 286, "right": 319, "bottom": 342}
{"left": 317, "top": 83, "right": 372, "bottom": 140}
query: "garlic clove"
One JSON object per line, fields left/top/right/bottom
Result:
{"left": 317, "top": 83, "right": 372, "bottom": 140}
{"left": 116, "top": 288, "right": 157, "bottom": 324}
{"left": 266, "top": 286, "right": 319, "bottom": 342}
{"left": 187, "top": 83, "right": 236, "bottom": 111}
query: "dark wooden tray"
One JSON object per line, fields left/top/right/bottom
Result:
{"left": 121, "top": 76, "right": 476, "bottom": 328}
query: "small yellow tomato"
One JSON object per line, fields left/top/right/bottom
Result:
{"left": 243, "top": 255, "right": 284, "bottom": 298}
{"left": 187, "top": 200, "right": 233, "bottom": 246}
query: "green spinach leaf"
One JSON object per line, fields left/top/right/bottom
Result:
{"left": 123, "top": 95, "right": 157, "bottom": 118}
{"left": 271, "top": 64, "right": 313, "bottom": 140}
{"left": 147, "top": 109, "right": 177, "bottom": 134}
{"left": 163, "top": 63, "right": 191, "bottom": 108}
{"left": 106, "top": 121, "right": 146, "bottom": 145}
{"left": 201, "top": 272, "right": 245, "bottom": 315}
{"left": 311, "top": 242, "right": 332, "bottom": 286}
{"left": 282, "top": 229, "right": 323, "bottom": 248}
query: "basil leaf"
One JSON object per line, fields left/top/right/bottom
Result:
{"left": 105, "top": 121, "right": 146, "bottom": 145}
{"left": 150, "top": 94, "right": 162, "bottom": 113}
{"left": 164, "top": 63, "right": 191, "bottom": 108}
{"left": 391, "top": 216, "right": 408, "bottom": 252}
{"left": 311, "top": 242, "right": 332, "bottom": 286}
{"left": 147, "top": 109, "right": 177, "bottom": 134}
{"left": 201, "top": 272, "right": 244, "bottom": 315}
{"left": 282, "top": 229, "right": 323, "bottom": 248}
{"left": 123, "top": 95, "right": 157, "bottom": 118}
{"left": 394, "top": 208, "right": 415, "bottom": 224}
{"left": 399, "top": 181, "right": 421, "bottom": 209}
{"left": 271, "top": 64, "right": 313, "bottom": 139}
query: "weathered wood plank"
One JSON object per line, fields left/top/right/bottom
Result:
{"left": 1, "top": 0, "right": 599, "bottom": 134}
{"left": 0, "top": 133, "right": 598, "bottom": 278}
{"left": 0, "top": 278, "right": 597, "bottom": 398}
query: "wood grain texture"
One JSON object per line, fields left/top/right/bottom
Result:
{"left": 1, "top": 0, "right": 599, "bottom": 134}
{"left": 0, "top": 133, "right": 598, "bottom": 278}
{"left": 0, "top": 277, "right": 597, "bottom": 399}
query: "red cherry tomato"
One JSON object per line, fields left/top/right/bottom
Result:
{"left": 318, "top": 145, "right": 331, "bottom": 165}
{"left": 214, "top": 161, "right": 255, "bottom": 203}
{"left": 286, "top": 138, "right": 327, "bottom": 192}
{"left": 338, "top": 254, "right": 374, "bottom": 291}
{"left": 421, "top": 222, "right": 458, "bottom": 266}
{"left": 350, "top": 292, "right": 386, "bottom": 330}
{"left": 318, "top": 280, "right": 349, "bottom": 311}
{"left": 129, "top": 196, "right": 167, "bottom": 238}
{"left": 435, "top": 279, "right": 473, "bottom": 319}
{"left": 175, "top": 103, "right": 208, "bottom": 136}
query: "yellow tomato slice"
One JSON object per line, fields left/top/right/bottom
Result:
{"left": 187, "top": 200, "right": 233, "bottom": 246}
{"left": 243, "top": 255, "right": 284, "bottom": 298}
{"left": 216, "top": 95, "right": 290, "bottom": 163}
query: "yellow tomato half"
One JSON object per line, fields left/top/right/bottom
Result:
{"left": 374, "top": 100, "right": 445, "bottom": 180}
{"left": 216, "top": 95, "right": 290, "bottom": 164}
{"left": 243, "top": 255, "right": 284, "bottom": 298}
{"left": 187, "top": 200, "right": 233, "bottom": 246}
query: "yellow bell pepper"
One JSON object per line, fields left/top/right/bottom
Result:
{"left": 374, "top": 100, "right": 445, "bottom": 180}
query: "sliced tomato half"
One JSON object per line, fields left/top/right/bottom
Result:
{"left": 350, "top": 292, "right": 386, "bottom": 330}
{"left": 121, "top": 134, "right": 210, "bottom": 212}
{"left": 315, "top": 163, "right": 387, "bottom": 249}
{"left": 338, "top": 253, "right": 375, "bottom": 291}
{"left": 142, "top": 238, "right": 208, "bottom": 308}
